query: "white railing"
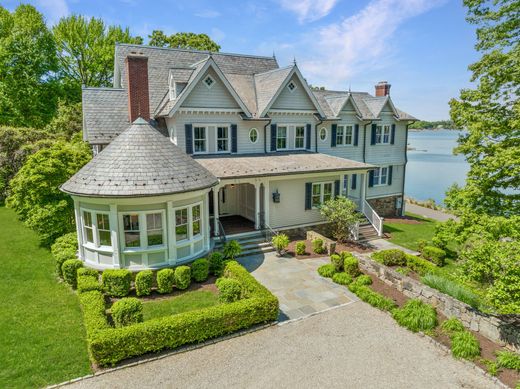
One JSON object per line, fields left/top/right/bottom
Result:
{"left": 361, "top": 199, "right": 384, "bottom": 237}
{"left": 350, "top": 221, "right": 360, "bottom": 241}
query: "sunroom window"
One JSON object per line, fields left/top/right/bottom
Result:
{"left": 96, "top": 214, "right": 111, "bottom": 246}
{"left": 175, "top": 208, "right": 188, "bottom": 241}
{"left": 146, "top": 213, "right": 163, "bottom": 246}
{"left": 192, "top": 205, "right": 201, "bottom": 236}
{"left": 123, "top": 214, "right": 140, "bottom": 248}
{"left": 83, "top": 211, "right": 94, "bottom": 243}
{"left": 82, "top": 210, "right": 111, "bottom": 247}
{"left": 174, "top": 204, "right": 203, "bottom": 242}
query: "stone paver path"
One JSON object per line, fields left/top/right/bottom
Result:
{"left": 238, "top": 253, "right": 357, "bottom": 321}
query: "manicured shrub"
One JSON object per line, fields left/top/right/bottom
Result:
{"left": 332, "top": 272, "right": 353, "bottom": 286}
{"left": 78, "top": 291, "right": 110, "bottom": 337}
{"left": 272, "top": 233, "right": 290, "bottom": 255}
{"left": 348, "top": 283, "right": 397, "bottom": 311}
{"left": 421, "top": 274, "right": 480, "bottom": 308}
{"left": 395, "top": 267, "right": 411, "bottom": 276}
{"left": 192, "top": 258, "right": 210, "bottom": 282}
{"left": 135, "top": 270, "right": 153, "bottom": 297}
{"left": 440, "top": 317, "right": 465, "bottom": 335}
{"left": 371, "top": 249, "right": 407, "bottom": 266}
{"left": 312, "top": 238, "right": 325, "bottom": 254}
{"left": 77, "top": 275, "right": 101, "bottom": 293}
{"left": 295, "top": 241, "right": 306, "bottom": 255}
{"left": 343, "top": 254, "right": 360, "bottom": 278}
{"left": 156, "top": 268, "right": 175, "bottom": 294}
{"left": 422, "top": 245, "right": 446, "bottom": 266}
{"left": 78, "top": 267, "right": 98, "bottom": 279}
{"left": 392, "top": 299, "right": 437, "bottom": 333}
{"left": 208, "top": 251, "right": 225, "bottom": 276}
{"left": 62, "top": 259, "right": 83, "bottom": 289}
{"left": 174, "top": 266, "right": 191, "bottom": 290}
{"left": 451, "top": 330, "right": 480, "bottom": 360}
{"left": 406, "top": 255, "right": 439, "bottom": 276}
{"left": 353, "top": 274, "right": 372, "bottom": 286}
{"left": 111, "top": 298, "right": 143, "bottom": 328}
{"left": 330, "top": 254, "right": 343, "bottom": 272}
{"left": 496, "top": 350, "right": 520, "bottom": 371}
{"left": 222, "top": 240, "right": 242, "bottom": 260}
{"left": 317, "top": 263, "right": 336, "bottom": 278}
{"left": 102, "top": 269, "right": 131, "bottom": 297}
{"left": 51, "top": 232, "right": 78, "bottom": 277}
{"left": 417, "top": 239, "right": 428, "bottom": 253}
{"left": 216, "top": 277, "right": 242, "bottom": 303}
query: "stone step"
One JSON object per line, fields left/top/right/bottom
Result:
{"left": 237, "top": 244, "right": 276, "bottom": 258}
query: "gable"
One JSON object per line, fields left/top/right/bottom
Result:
{"left": 270, "top": 75, "right": 316, "bottom": 111}
{"left": 341, "top": 99, "right": 356, "bottom": 113}
{"left": 380, "top": 101, "right": 393, "bottom": 113}
{"left": 182, "top": 68, "right": 241, "bottom": 109}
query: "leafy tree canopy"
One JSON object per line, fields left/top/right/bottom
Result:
{"left": 447, "top": 0, "right": 520, "bottom": 216}
{"left": 148, "top": 30, "right": 220, "bottom": 51}
{"left": 319, "top": 196, "right": 360, "bottom": 242}
{"left": 0, "top": 4, "right": 60, "bottom": 127}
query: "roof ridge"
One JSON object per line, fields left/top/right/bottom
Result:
{"left": 254, "top": 65, "right": 292, "bottom": 78}
{"left": 116, "top": 43, "right": 278, "bottom": 61}
{"left": 82, "top": 87, "right": 125, "bottom": 91}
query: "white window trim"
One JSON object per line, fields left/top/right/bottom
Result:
{"left": 193, "top": 125, "right": 208, "bottom": 154}
{"left": 375, "top": 124, "right": 391, "bottom": 145}
{"left": 204, "top": 74, "right": 215, "bottom": 89}
{"left": 373, "top": 166, "right": 389, "bottom": 186}
{"left": 119, "top": 210, "right": 167, "bottom": 253}
{"left": 249, "top": 128, "right": 258, "bottom": 144}
{"left": 319, "top": 127, "right": 328, "bottom": 142}
{"left": 311, "top": 181, "right": 334, "bottom": 209}
{"left": 276, "top": 125, "right": 288, "bottom": 150}
{"left": 80, "top": 208, "right": 112, "bottom": 251}
{"left": 287, "top": 81, "right": 297, "bottom": 93}
{"left": 336, "top": 124, "right": 354, "bottom": 147}
{"left": 215, "top": 125, "right": 230, "bottom": 154}
{"left": 172, "top": 202, "right": 204, "bottom": 245}
{"left": 294, "top": 125, "right": 306, "bottom": 150}
{"left": 192, "top": 123, "right": 233, "bottom": 154}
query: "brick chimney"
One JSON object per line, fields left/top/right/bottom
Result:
{"left": 125, "top": 53, "right": 150, "bottom": 122}
{"left": 375, "top": 81, "right": 391, "bottom": 97}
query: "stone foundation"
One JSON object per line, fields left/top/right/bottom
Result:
{"left": 357, "top": 255, "right": 520, "bottom": 352}
{"left": 367, "top": 195, "right": 402, "bottom": 217}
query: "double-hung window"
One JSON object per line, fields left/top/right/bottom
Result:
{"left": 174, "top": 203, "right": 202, "bottom": 242}
{"left": 192, "top": 204, "right": 201, "bottom": 236}
{"left": 193, "top": 126, "right": 206, "bottom": 153}
{"left": 376, "top": 125, "right": 391, "bottom": 144}
{"left": 123, "top": 214, "right": 140, "bottom": 248}
{"left": 146, "top": 213, "right": 163, "bottom": 246}
{"left": 82, "top": 210, "right": 111, "bottom": 247}
{"left": 295, "top": 126, "right": 305, "bottom": 149}
{"left": 96, "top": 214, "right": 111, "bottom": 246}
{"left": 216, "top": 126, "right": 229, "bottom": 152}
{"left": 336, "top": 126, "right": 344, "bottom": 145}
{"left": 175, "top": 208, "right": 189, "bottom": 241}
{"left": 337, "top": 125, "right": 354, "bottom": 145}
{"left": 83, "top": 211, "right": 94, "bottom": 244}
{"left": 277, "top": 126, "right": 287, "bottom": 150}
{"left": 311, "top": 182, "right": 333, "bottom": 208}
{"left": 373, "top": 166, "right": 389, "bottom": 186}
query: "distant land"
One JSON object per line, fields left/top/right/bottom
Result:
{"left": 409, "top": 120, "right": 461, "bottom": 130}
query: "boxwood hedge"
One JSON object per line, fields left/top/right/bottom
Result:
{"left": 79, "top": 261, "right": 278, "bottom": 366}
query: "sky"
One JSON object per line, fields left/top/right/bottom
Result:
{"left": 3, "top": 0, "right": 480, "bottom": 120}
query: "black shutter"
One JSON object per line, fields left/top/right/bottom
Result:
{"left": 185, "top": 124, "right": 193, "bottom": 154}
{"left": 368, "top": 170, "right": 375, "bottom": 187}
{"left": 351, "top": 174, "right": 357, "bottom": 190}
{"left": 305, "top": 123, "right": 311, "bottom": 150}
{"left": 354, "top": 124, "right": 359, "bottom": 146}
{"left": 331, "top": 124, "right": 337, "bottom": 147}
{"left": 371, "top": 124, "right": 377, "bottom": 145}
{"left": 391, "top": 124, "right": 396, "bottom": 144}
{"left": 231, "top": 124, "right": 238, "bottom": 153}
{"left": 334, "top": 180, "right": 340, "bottom": 198}
{"left": 388, "top": 165, "right": 393, "bottom": 185}
{"left": 270, "top": 124, "right": 277, "bottom": 151}
{"left": 305, "top": 183, "right": 312, "bottom": 210}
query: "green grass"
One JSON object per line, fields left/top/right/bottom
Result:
{"left": 384, "top": 212, "right": 436, "bottom": 251}
{"left": 451, "top": 330, "right": 481, "bottom": 360}
{"left": 0, "top": 207, "right": 91, "bottom": 388}
{"left": 142, "top": 290, "right": 220, "bottom": 321}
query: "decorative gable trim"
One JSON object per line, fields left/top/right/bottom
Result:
{"left": 337, "top": 94, "right": 363, "bottom": 119}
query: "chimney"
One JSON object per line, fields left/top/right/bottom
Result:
{"left": 375, "top": 81, "right": 391, "bottom": 97}
{"left": 126, "top": 53, "right": 150, "bottom": 122}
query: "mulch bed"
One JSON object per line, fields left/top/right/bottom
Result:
{"left": 286, "top": 239, "right": 374, "bottom": 260}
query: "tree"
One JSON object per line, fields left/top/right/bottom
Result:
{"left": 6, "top": 136, "right": 92, "bottom": 245}
{"left": 447, "top": 0, "right": 520, "bottom": 216}
{"left": 319, "top": 197, "right": 360, "bottom": 242}
{"left": 53, "top": 15, "right": 143, "bottom": 101}
{"left": 44, "top": 100, "right": 83, "bottom": 139}
{"left": 0, "top": 4, "right": 60, "bottom": 127}
{"left": 148, "top": 30, "right": 220, "bottom": 51}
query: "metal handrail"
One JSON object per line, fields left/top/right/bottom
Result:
{"left": 263, "top": 222, "right": 278, "bottom": 244}
{"left": 361, "top": 199, "right": 384, "bottom": 237}
{"left": 217, "top": 219, "right": 227, "bottom": 243}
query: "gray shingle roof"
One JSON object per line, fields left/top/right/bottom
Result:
{"left": 254, "top": 66, "right": 293, "bottom": 117}
{"left": 194, "top": 152, "right": 373, "bottom": 179}
{"left": 61, "top": 118, "right": 218, "bottom": 197}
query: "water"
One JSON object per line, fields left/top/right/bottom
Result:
{"left": 405, "top": 129, "right": 469, "bottom": 204}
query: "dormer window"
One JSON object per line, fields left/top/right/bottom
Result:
{"left": 204, "top": 75, "right": 215, "bottom": 89}
{"left": 287, "top": 81, "right": 296, "bottom": 92}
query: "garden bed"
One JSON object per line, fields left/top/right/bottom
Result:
{"left": 285, "top": 233, "right": 373, "bottom": 260}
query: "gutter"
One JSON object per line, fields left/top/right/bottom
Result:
{"left": 313, "top": 113, "right": 324, "bottom": 153}
{"left": 401, "top": 121, "right": 414, "bottom": 215}
{"left": 262, "top": 116, "right": 271, "bottom": 154}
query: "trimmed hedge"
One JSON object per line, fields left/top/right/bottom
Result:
{"left": 102, "top": 269, "right": 131, "bottom": 297}
{"left": 295, "top": 241, "right": 306, "bottom": 255}
{"left": 157, "top": 269, "right": 174, "bottom": 294}
{"left": 51, "top": 232, "right": 78, "bottom": 277}
{"left": 80, "top": 261, "right": 278, "bottom": 366}
{"left": 343, "top": 254, "right": 360, "bottom": 277}
{"left": 191, "top": 258, "right": 210, "bottom": 282}
{"left": 135, "top": 270, "right": 153, "bottom": 297}
{"left": 78, "top": 267, "right": 98, "bottom": 278}
{"left": 62, "top": 259, "right": 83, "bottom": 289}
{"left": 174, "top": 266, "right": 191, "bottom": 290}
{"left": 312, "top": 238, "right": 325, "bottom": 254}
{"left": 330, "top": 254, "right": 343, "bottom": 272}
{"left": 371, "top": 249, "right": 407, "bottom": 266}
{"left": 352, "top": 274, "right": 372, "bottom": 286}
{"left": 111, "top": 298, "right": 143, "bottom": 327}
{"left": 208, "top": 251, "right": 225, "bottom": 276}
{"left": 422, "top": 245, "right": 446, "bottom": 266}
{"left": 317, "top": 264, "right": 336, "bottom": 278}
{"left": 332, "top": 272, "right": 353, "bottom": 286}
{"left": 216, "top": 278, "right": 242, "bottom": 303}
{"left": 77, "top": 275, "right": 102, "bottom": 293}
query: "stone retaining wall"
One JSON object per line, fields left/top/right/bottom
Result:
{"left": 306, "top": 230, "right": 336, "bottom": 255}
{"left": 357, "top": 255, "right": 520, "bottom": 352}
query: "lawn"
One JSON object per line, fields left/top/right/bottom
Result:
{"left": 0, "top": 207, "right": 90, "bottom": 388}
{"left": 384, "top": 212, "right": 437, "bottom": 251}
{"left": 142, "top": 290, "right": 219, "bottom": 321}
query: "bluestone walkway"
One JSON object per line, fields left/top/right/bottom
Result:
{"left": 238, "top": 253, "right": 357, "bottom": 321}
{"left": 406, "top": 203, "right": 458, "bottom": 222}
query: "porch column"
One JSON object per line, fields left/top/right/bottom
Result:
{"left": 360, "top": 173, "right": 367, "bottom": 202}
{"left": 340, "top": 173, "right": 346, "bottom": 196}
{"left": 254, "top": 182, "right": 261, "bottom": 229}
{"left": 263, "top": 180, "right": 270, "bottom": 228}
{"left": 213, "top": 186, "right": 220, "bottom": 236}
{"left": 109, "top": 204, "right": 121, "bottom": 268}
{"left": 204, "top": 191, "right": 210, "bottom": 250}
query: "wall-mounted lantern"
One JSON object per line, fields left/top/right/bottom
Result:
{"left": 272, "top": 189, "right": 280, "bottom": 203}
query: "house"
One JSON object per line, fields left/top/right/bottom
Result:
{"left": 61, "top": 43, "right": 416, "bottom": 270}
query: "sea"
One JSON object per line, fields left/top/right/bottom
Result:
{"left": 405, "top": 129, "right": 469, "bottom": 205}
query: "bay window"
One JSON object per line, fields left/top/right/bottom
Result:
{"left": 82, "top": 210, "right": 111, "bottom": 248}
{"left": 97, "top": 214, "right": 111, "bottom": 246}
{"left": 175, "top": 208, "right": 189, "bottom": 241}
{"left": 173, "top": 203, "right": 204, "bottom": 243}
{"left": 123, "top": 214, "right": 140, "bottom": 248}
{"left": 146, "top": 213, "right": 163, "bottom": 246}
{"left": 192, "top": 204, "right": 201, "bottom": 236}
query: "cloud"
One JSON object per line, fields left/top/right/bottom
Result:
{"left": 279, "top": 0, "right": 339, "bottom": 23}
{"left": 34, "top": 0, "right": 69, "bottom": 24}
{"left": 195, "top": 9, "right": 221, "bottom": 18}
{"left": 299, "top": 0, "right": 445, "bottom": 87}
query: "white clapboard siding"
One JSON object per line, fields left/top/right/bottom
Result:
{"left": 270, "top": 75, "right": 316, "bottom": 111}
{"left": 182, "top": 69, "right": 241, "bottom": 109}
{"left": 364, "top": 114, "right": 407, "bottom": 165}
{"left": 366, "top": 164, "right": 404, "bottom": 199}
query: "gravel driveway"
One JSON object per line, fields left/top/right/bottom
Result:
{"left": 67, "top": 303, "right": 499, "bottom": 389}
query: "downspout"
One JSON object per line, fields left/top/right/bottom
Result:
{"left": 263, "top": 116, "right": 271, "bottom": 154}
{"left": 313, "top": 113, "right": 323, "bottom": 153}
{"left": 401, "top": 121, "right": 414, "bottom": 216}
{"left": 362, "top": 120, "right": 372, "bottom": 163}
